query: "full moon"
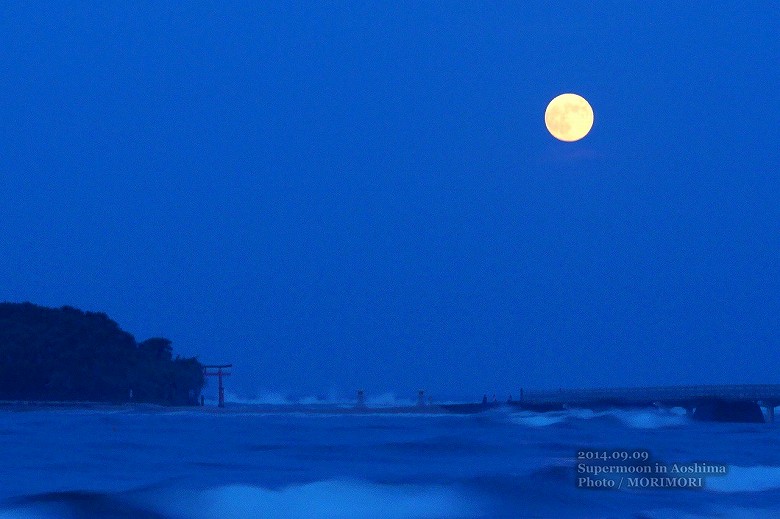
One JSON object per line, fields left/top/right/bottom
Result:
{"left": 544, "top": 93, "right": 594, "bottom": 142}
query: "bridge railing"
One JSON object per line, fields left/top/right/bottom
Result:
{"left": 520, "top": 384, "right": 780, "bottom": 404}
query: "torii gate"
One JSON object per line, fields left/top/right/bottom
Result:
{"left": 202, "top": 364, "right": 232, "bottom": 408}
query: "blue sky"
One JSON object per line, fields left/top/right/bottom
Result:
{"left": 1, "top": 2, "right": 778, "bottom": 401}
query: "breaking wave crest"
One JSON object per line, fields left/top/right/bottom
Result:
{"left": 215, "top": 391, "right": 421, "bottom": 408}
{"left": 511, "top": 407, "right": 689, "bottom": 429}
{"left": 0, "top": 480, "right": 479, "bottom": 519}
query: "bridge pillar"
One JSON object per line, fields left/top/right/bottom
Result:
{"left": 766, "top": 404, "right": 775, "bottom": 423}
{"left": 685, "top": 407, "right": 694, "bottom": 418}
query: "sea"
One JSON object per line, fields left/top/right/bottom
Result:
{"left": 1, "top": 401, "right": 779, "bottom": 519}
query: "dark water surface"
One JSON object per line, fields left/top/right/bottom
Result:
{"left": 1, "top": 406, "right": 779, "bottom": 518}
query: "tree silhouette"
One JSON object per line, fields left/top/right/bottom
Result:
{"left": 0, "top": 302, "right": 204, "bottom": 405}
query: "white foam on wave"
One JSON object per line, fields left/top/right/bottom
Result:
{"left": 706, "top": 465, "right": 780, "bottom": 493}
{"left": 216, "top": 391, "right": 290, "bottom": 405}
{"left": 364, "top": 393, "right": 416, "bottom": 407}
{"left": 0, "top": 481, "right": 475, "bottom": 519}
{"left": 609, "top": 408, "right": 688, "bottom": 429}
{"left": 219, "top": 390, "right": 347, "bottom": 406}
{"left": 144, "top": 480, "right": 478, "bottom": 519}
{"left": 510, "top": 407, "right": 688, "bottom": 429}
{"left": 511, "top": 411, "right": 568, "bottom": 427}
{"left": 215, "top": 390, "right": 463, "bottom": 408}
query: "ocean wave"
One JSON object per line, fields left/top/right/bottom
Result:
{"left": 217, "top": 391, "right": 291, "bottom": 405}
{"left": 510, "top": 407, "right": 688, "bottom": 429}
{"left": 218, "top": 391, "right": 449, "bottom": 408}
{"left": 705, "top": 465, "right": 780, "bottom": 493}
{"left": 151, "top": 480, "right": 476, "bottom": 519}
{"left": 510, "top": 412, "right": 568, "bottom": 427}
{"left": 0, "top": 490, "right": 163, "bottom": 519}
{"left": 608, "top": 408, "right": 688, "bottom": 429}
{"left": 363, "top": 393, "right": 416, "bottom": 407}
{"left": 216, "top": 391, "right": 352, "bottom": 407}
{"left": 0, "top": 481, "right": 479, "bottom": 519}
{"left": 639, "top": 506, "right": 780, "bottom": 519}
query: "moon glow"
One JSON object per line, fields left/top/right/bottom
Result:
{"left": 544, "top": 93, "right": 594, "bottom": 142}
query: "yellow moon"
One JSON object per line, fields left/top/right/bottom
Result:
{"left": 544, "top": 93, "right": 594, "bottom": 142}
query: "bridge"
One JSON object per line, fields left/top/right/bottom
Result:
{"left": 514, "top": 384, "right": 780, "bottom": 422}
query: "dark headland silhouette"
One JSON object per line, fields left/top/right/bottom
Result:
{"left": 0, "top": 302, "right": 204, "bottom": 405}
{"left": 0, "top": 302, "right": 774, "bottom": 423}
